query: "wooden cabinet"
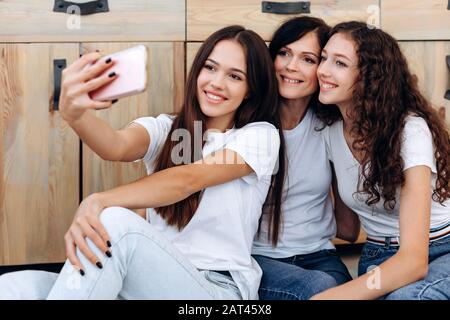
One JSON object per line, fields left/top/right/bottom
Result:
{"left": 187, "top": 0, "right": 379, "bottom": 41}
{"left": 0, "top": 1, "right": 185, "bottom": 266}
{"left": 381, "top": 0, "right": 450, "bottom": 40}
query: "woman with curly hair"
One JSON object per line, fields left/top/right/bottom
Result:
{"left": 313, "top": 21, "right": 450, "bottom": 300}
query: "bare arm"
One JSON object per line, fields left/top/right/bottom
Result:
{"left": 312, "top": 165, "right": 431, "bottom": 300}
{"left": 59, "top": 51, "right": 149, "bottom": 162}
{"left": 331, "top": 162, "right": 360, "bottom": 242}
{"left": 93, "top": 148, "right": 253, "bottom": 209}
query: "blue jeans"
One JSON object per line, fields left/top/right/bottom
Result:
{"left": 253, "top": 249, "right": 352, "bottom": 300}
{"left": 0, "top": 207, "right": 241, "bottom": 300}
{"left": 359, "top": 235, "right": 450, "bottom": 300}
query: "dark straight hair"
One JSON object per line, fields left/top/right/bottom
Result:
{"left": 154, "top": 25, "right": 286, "bottom": 231}
{"left": 260, "top": 16, "right": 331, "bottom": 246}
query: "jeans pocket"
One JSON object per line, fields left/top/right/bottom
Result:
{"left": 361, "top": 245, "right": 382, "bottom": 261}
{"left": 430, "top": 234, "right": 450, "bottom": 247}
{"left": 203, "top": 271, "right": 237, "bottom": 290}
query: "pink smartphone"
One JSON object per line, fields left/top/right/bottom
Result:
{"left": 89, "top": 45, "right": 148, "bottom": 101}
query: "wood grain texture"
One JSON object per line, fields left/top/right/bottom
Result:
{"left": 187, "top": 0, "right": 379, "bottom": 41}
{"left": 381, "top": 0, "right": 450, "bottom": 40}
{"left": 0, "top": 43, "right": 80, "bottom": 265}
{"left": 0, "top": 0, "right": 185, "bottom": 42}
{"left": 399, "top": 41, "right": 450, "bottom": 127}
{"left": 81, "top": 42, "right": 185, "bottom": 198}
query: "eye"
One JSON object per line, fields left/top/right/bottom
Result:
{"left": 230, "top": 73, "right": 242, "bottom": 81}
{"left": 204, "top": 63, "right": 215, "bottom": 71}
{"left": 336, "top": 60, "right": 347, "bottom": 67}
{"left": 277, "top": 49, "right": 289, "bottom": 57}
{"left": 304, "top": 56, "right": 317, "bottom": 64}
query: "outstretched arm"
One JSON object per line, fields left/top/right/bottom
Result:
{"left": 312, "top": 165, "right": 431, "bottom": 300}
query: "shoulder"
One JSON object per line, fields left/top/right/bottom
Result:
{"left": 403, "top": 115, "right": 431, "bottom": 137}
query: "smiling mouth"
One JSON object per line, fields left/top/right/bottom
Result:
{"left": 281, "top": 75, "right": 304, "bottom": 84}
{"left": 320, "top": 82, "right": 338, "bottom": 89}
{"left": 204, "top": 90, "right": 227, "bottom": 103}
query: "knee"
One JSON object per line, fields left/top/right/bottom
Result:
{"left": 99, "top": 207, "right": 146, "bottom": 240}
{"left": 306, "top": 271, "right": 338, "bottom": 296}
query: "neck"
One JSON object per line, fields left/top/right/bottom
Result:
{"left": 206, "top": 114, "right": 234, "bottom": 133}
{"left": 337, "top": 102, "right": 354, "bottom": 134}
{"left": 280, "top": 96, "right": 311, "bottom": 130}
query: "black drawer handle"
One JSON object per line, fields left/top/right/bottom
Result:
{"left": 53, "top": 0, "right": 109, "bottom": 16}
{"left": 446, "top": 55, "right": 450, "bottom": 101}
{"left": 262, "top": 1, "right": 310, "bottom": 14}
{"left": 53, "top": 59, "right": 66, "bottom": 111}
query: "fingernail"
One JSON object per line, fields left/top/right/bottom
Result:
{"left": 105, "top": 57, "right": 111, "bottom": 64}
{"left": 79, "top": 54, "right": 83, "bottom": 58}
{"left": 80, "top": 269, "right": 85, "bottom": 276}
{"left": 111, "top": 99, "right": 118, "bottom": 104}
{"left": 96, "top": 261, "right": 103, "bottom": 269}
{"left": 108, "top": 72, "right": 116, "bottom": 78}
{"left": 95, "top": 49, "right": 100, "bottom": 52}
{"left": 105, "top": 251, "right": 112, "bottom": 258}
{"left": 107, "top": 240, "right": 112, "bottom": 247}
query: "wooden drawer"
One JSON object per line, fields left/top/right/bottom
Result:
{"left": 187, "top": 0, "right": 379, "bottom": 41}
{"left": 399, "top": 41, "right": 450, "bottom": 127}
{"left": 0, "top": 0, "right": 185, "bottom": 42}
{"left": 0, "top": 43, "right": 80, "bottom": 265}
{"left": 381, "top": 0, "right": 450, "bottom": 40}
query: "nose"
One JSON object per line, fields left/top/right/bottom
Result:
{"left": 285, "top": 56, "right": 299, "bottom": 72}
{"left": 317, "top": 59, "right": 330, "bottom": 79}
{"left": 210, "top": 72, "right": 225, "bottom": 90}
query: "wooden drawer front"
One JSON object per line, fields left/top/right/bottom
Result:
{"left": 381, "top": 0, "right": 450, "bottom": 40}
{"left": 82, "top": 42, "right": 185, "bottom": 197}
{"left": 399, "top": 42, "right": 450, "bottom": 127}
{"left": 187, "top": 0, "right": 379, "bottom": 41}
{"left": 0, "top": 0, "right": 185, "bottom": 42}
{"left": 0, "top": 43, "right": 80, "bottom": 265}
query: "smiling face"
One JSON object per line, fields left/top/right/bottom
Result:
{"left": 317, "top": 32, "right": 359, "bottom": 107}
{"left": 196, "top": 40, "right": 249, "bottom": 130}
{"left": 274, "top": 31, "right": 321, "bottom": 102}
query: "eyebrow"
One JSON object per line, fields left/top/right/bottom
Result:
{"left": 206, "top": 58, "right": 246, "bottom": 76}
{"left": 321, "top": 49, "right": 351, "bottom": 62}
{"left": 283, "top": 46, "right": 319, "bottom": 58}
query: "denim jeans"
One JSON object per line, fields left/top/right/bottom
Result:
{"left": 0, "top": 207, "right": 241, "bottom": 300}
{"left": 253, "top": 249, "right": 352, "bottom": 300}
{"left": 359, "top": 235, "right": 450, "bottom": 300}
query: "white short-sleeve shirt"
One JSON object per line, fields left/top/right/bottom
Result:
{"left": 322, "top": 115, "right": 450, "bottom": 238}
{"left": 131, "top": 114, "right": 280, "bottom": 300}
{"left": 252, "top": 108, "right": 336, "bottom": 257}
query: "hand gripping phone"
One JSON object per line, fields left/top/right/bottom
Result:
{"left": 89, "top": 45, "right": 148, "bottom": 101}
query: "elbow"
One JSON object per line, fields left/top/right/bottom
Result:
{"left": 398, "top": 252, "right": 429, "bottom": 282}
{"left": 413, "top": 262, "right": 428, "bottom": 281}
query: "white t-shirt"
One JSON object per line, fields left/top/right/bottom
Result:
{"left": 131, "top": 114, "right": 280, "bottom": 300}
{"left": 322, "top": 115, "right": 450, "bottom": 238}
{"left": 252, "top": 108, "right": 336, "bottom": 257}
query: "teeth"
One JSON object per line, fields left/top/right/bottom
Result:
{"left": 282, "top": 76, "right": 302, "bottom": 84}
{"left": 206, "top": 92, "right": 224, "bottom": 101}
{"left": 321, "top": 83, "right": 337, "bottom": 89}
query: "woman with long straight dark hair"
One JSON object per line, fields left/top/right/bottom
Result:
{"left": 314, "top": 21, "right": 450, "bottom": 299}
{"left": 0, "top": 26, "right": 284, "bottom": 300}
{"left": 252, "top": 16, "right": 357, "bottom": 300}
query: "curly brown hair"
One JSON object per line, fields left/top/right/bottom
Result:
{"left": 316, "top": 21, "right": 450, "bottom": 210}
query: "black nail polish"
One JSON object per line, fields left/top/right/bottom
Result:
{"left": 107, "top": 240, "right": 112, "bottom": 247}
{"left": 111, "top": 99, "right": 118, "bottom": 104}
{"left": 105, "top": 57, "right": 111, "bottom": 64}
{"left": 79, "top": 54, "right": 83, "bottom": 58}
{"left": 105, "top": 251, "right": 112, "bottom": 258}
{"left": 108, "top": 72, "right": 116, "bottom": 78}
{"left": 80, "top": 269, "right": 85, "bottom": 276}
{"left": 96, "top": 261, "right": 103, "bottom": 269}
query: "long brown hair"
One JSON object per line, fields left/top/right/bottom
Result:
{"left": 259, "top": 16, "right": 331, "bottom": 246}
{"left": 154, "top": 26, "right": 286, "bottom": 230}
{"left": 317, "top": 21, "right": 450, "bottom": 209}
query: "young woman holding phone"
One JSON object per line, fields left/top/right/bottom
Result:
{"left": 0, "top": 25, "right": 284, "bottom": 300}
